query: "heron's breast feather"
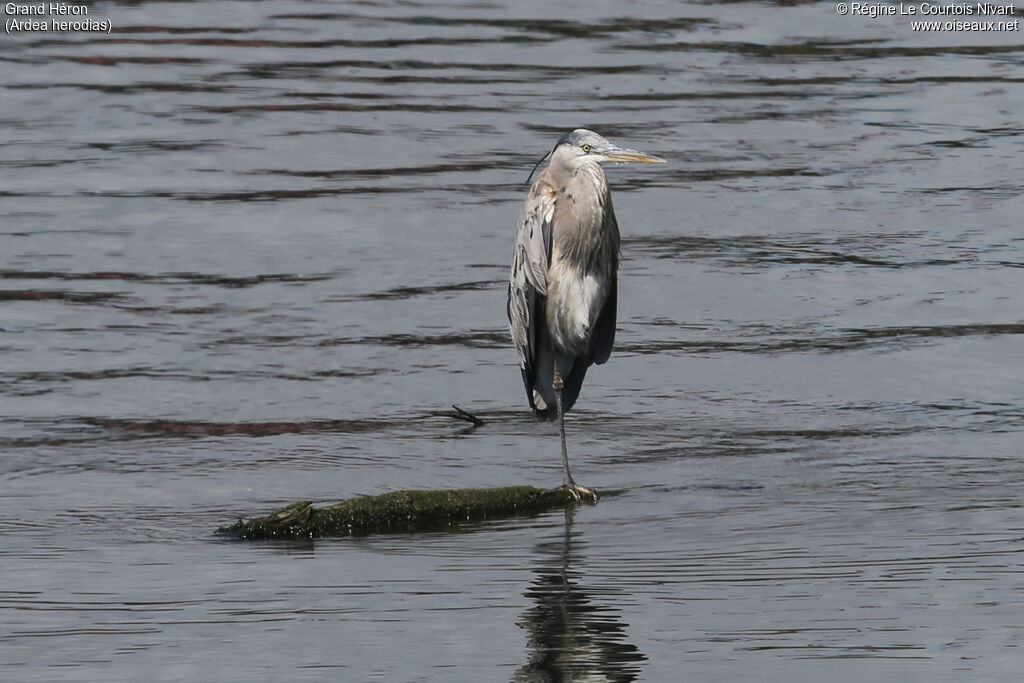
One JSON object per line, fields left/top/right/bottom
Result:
{"left": 545, "top": 261, "right": 607, "bottom": 356}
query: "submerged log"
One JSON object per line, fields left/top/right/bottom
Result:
{"left": 220, "top": 486, "right": 597, "bottom": 540}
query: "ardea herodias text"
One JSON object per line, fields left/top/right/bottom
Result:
{"left": 507, "top": 129, "right": 665, "bottom": 500}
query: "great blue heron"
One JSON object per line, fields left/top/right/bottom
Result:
{"left": 507, "top": 129, "right": 665, "bottom": 500}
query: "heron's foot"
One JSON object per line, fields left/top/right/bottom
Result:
{"left": 557, "top": 483, "right": 599, "bottom": 503}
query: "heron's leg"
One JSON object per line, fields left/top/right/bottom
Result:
{"left": 553, "top": 363, "right": 597, "bottom": 502}
{"left": 552, "top": 363, "right": 573, "bottom": 487}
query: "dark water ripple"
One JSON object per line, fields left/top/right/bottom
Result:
{"left": 2, "top": 0, "right": 1023, "bottom": 681}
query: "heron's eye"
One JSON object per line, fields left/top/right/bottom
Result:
{"left": 582, "top": 145, "right": 591, "bottom": 153}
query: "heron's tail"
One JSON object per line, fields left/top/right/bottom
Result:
{"left": 527, "top": 355, "right": 587, "bottom": 422}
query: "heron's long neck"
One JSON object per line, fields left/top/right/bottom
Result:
{"left": 552, "top": 164, "right": 618, "bottom": 274}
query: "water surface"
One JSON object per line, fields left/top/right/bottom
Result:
{"left": 2, "top": 1, "right": 1023, "bottom": 680}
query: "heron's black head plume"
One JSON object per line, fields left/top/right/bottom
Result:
{"left": 525, "top": 149, "right": 551, "bottom": 185}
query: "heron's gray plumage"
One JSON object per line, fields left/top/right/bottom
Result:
{"left": 506, "top": 129, "right": 664, "bottom": 494}
{"left": 511, "top": 165, "right": 618, "bottom": 420}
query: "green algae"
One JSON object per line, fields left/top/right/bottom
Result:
{"left": 220, "top": 486, "right": 597, "bottom": 540}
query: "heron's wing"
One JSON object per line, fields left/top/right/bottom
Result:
{"left": 588, "top": 272, "right": 617, "bottom": 365}
{"left": 512, "top": 182, "right": 553, "bottom": 296}
{"left": 507, "top": 182, "right": 555, "bottom": 415}
{"left": 558, "top": 206, "right": 618, "bottom": 414}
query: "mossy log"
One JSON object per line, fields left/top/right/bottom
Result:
{"left": 220, "top": 486, "right": 596, "bottom": 540}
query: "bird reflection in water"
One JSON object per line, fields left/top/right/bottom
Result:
{"left": 513, "top": 508, "right": 646, "bottom": 682}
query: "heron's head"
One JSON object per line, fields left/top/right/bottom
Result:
{"left": 550, "top": 129, "right": 666, "bottom": 173}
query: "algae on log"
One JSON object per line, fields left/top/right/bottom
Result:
{"left": 220, "top": 486, "right": 594, "bottom": 540}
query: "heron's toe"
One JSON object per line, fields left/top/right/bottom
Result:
{"left": 557, "top": 483, "right": 599, "bottom": 503}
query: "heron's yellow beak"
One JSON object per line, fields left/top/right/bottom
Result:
{"left": 602, "top": 148, "right": 666, "bottom": 164}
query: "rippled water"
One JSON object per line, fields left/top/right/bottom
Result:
{"left": 2, "top": 1, "right": 1023, "bottom": 680}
